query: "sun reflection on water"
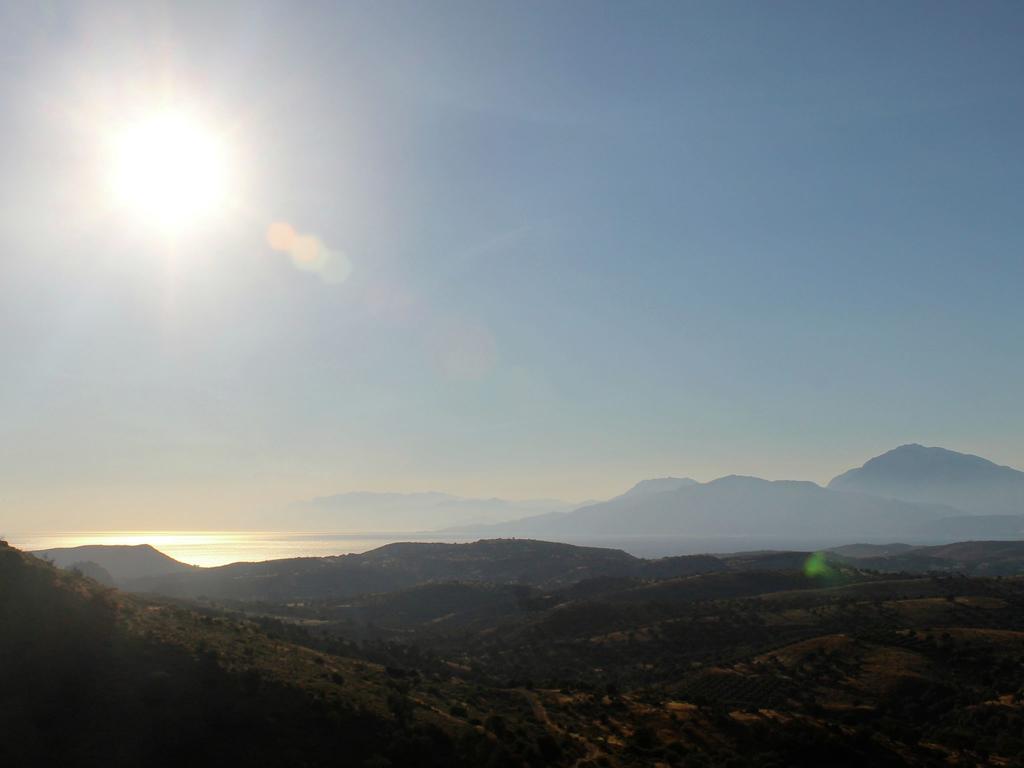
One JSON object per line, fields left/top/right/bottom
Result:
{"left": 6, "top": 531, "right": 437, "bottom": 567}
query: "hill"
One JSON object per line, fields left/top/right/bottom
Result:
{"left": 842, "top": 540, "right": 1024, "bottom": 575}
{"left": 31, "top": 543, "right": 196, "bottom": 584}
{"left": 829, "top": 443, "right": 1024, "bottom": 515}
{"left": 128, "top": 539, "right": 728, "bottom": 601}
{"left": 828, "top": 542, "right": 916, "bottom": 559}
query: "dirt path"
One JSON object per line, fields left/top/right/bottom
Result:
{"left": 517, "top": 689, "right": 604, "bottom": 767}
{"left": 520, "top": 688, "right": 555, "bottom": 728}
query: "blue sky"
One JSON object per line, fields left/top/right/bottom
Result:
{"left": 1, "top": 1, "right": 1023, "bottom": 529}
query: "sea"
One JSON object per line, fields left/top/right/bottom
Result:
{"left": 6, "top": 531, "right": 475, "bottom": 567}
{"left": 4, "top": 530, "right": 869, "bottom": 568}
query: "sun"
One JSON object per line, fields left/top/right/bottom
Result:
{"left": 108, "top": 109, "right": 229, "bottom": 233}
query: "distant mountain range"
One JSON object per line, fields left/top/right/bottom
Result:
{"left": 460, "top": 475, "right": 955, "bottom": 540}
{"left": 447, "top": 444, "right": 1024, "bottom": 543}
{"left": 58, "top": 445, "right": 1014, "bottom": 554}
{"left": 254, "top": 445, "right": 1024, "bottom": 544}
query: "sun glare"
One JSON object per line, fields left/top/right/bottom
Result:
{"left": 109, "top": 110, "right": 229, "bottom": 232}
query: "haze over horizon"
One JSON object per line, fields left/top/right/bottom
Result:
{"left": 3, "top": 2, "right": 1024, "bottom": 531}
{"left": 7, "top": 442, "right": 1024, "bottom": 541}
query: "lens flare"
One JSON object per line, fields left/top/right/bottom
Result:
{"left": 803, "top": 551, "right": 835, "bottom": 578}
{"left": 266, "top": 220, "right": 352, "bottom": 284}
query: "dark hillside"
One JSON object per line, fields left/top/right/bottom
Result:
{"left": 0, "top": 541, "right": 548, "bottom": 768}
{"left": 9, "top": 536, "right": 1024, "bottom": 766}
{"left": 128, "top": 539, "right": 726, "bottom": 601}
{"left": 837, "top": 540, "right": 1024, "bottom": 575}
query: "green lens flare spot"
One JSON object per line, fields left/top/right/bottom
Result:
{"left": 804, "top": 551, "right": 834, "bottom": 578}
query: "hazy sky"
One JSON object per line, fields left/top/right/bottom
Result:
{"left": 2, "top": 2, "right": 1023, "bottom": 529}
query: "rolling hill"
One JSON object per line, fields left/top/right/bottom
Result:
{"left": 32, "top": 543, "right": 196, "bottom": 583}
{"left": 126, "top": 539, "right": 728, "bottom": 601}
{"left": 835, "top": 539, "right": 1024, "bottom": 575}
{"left": 210, "top": 539, "right": 1024, "bottom": 766}
{"left": 10, "top": 534, "right": 1024, "bottom": 767}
